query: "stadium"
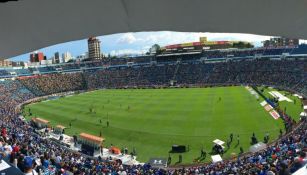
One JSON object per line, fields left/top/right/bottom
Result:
{"left": 0, "top": 1, "right": 306, "bottom": 175}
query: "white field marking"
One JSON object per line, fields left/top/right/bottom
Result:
{"left": 245, "top": 86, "right": 259, "bottom": 99}
{"left": 268, "top": 91, "right": 293, "bottom": 102}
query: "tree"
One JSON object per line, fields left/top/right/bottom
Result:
{"left": 149, "top": 44, "right": 162, "bottom": 55}
{"left": 234, "top": 41, "right": 245, "bottom": 48}
{"left": 233, "top": 42, "right": 254, "bottom": 49}
{"left": 246, "top": 43, "right": 254, "bottom": 48}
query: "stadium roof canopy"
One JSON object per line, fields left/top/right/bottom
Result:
{"left": 1, "top": 0, "right": 307, "bottom": 58}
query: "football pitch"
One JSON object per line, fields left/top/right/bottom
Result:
{"left": 23, "top": 86, "right": 301, "bottom": 164}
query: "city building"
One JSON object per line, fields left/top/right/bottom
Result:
{"left": 50, "top": 56, "right": 55, "bottom": 64}
{"left": 40, "top": 59, "right": 53, "bottom": 65}
{"left": 60, "top": 56, "right": 65, "bottom": 63}
{"left": 263, "top": 37, "right": 299, "bottom": 47}
{"left": 0, "top": 59, "right": 14, "bottom": 67}
{"left": 160, "top": 37, "right": 253, "bottom": 54}
{"left": 76, "top": 54, "right": 87, "bottom": 61}
{"left": 62, "top": 52, "right": 72, "bottom": 62}
{"left": 14, "top": 61, "right": 25, "bottom": 67}
{"left": 87, "top": 37, "right": 101, "bottom": 59}
{"left": 30, "top": 52, "right": 45, "bottom": 63}
{"left": 53, "top": 52, "right": 60, "bottom": 64}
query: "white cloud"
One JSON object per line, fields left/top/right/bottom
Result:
{"left": 109, "top": 31, "right": 273, "bottom": 50}
{"left": 11, "top": 31, "right": 303, "bottom": 61}
{"left": 138, "top": 32, "right": 271, "bottom": 47}
{"left": 110, "top": 48, "right": 147, "bottom": 56}
{"left": 141, "top": 45, "right": 151, "bottom": 50}
{"left": 116, "top": 33, "right": 138, "bottom": 44}
{"left": 105, "top": 32, "right": 275, "bottom": 55}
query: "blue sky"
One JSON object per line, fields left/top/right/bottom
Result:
{"left": 10, "top": 32, "right": 286, "bottom": 61}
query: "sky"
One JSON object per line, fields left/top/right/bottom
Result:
{"left": 9, "top": 31, "right": 298, "bottom": 61}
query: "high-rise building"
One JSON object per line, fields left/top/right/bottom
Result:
{"left": 0, "top": 59, "right": 14, "bottom": 67}
{"left": 87, "top": 37, "right": 101, "bottom": 59}
{"left": 30, "top": 52, "right": 45, "bottom": 63}
{"left": 62, "top": 52, "right": 72, "bottom": 62}
{"left": 14, "top": 61, "right": 25, "bottom": 67}
{"left": 53, "top": 52, "right": 60, "bottom": 64}
{"left": 60, "top": 56, "right": 65, "bottom": 63}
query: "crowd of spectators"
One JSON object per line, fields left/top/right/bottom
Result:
{"left": 200, "top": 47, "right": 295, "bottom": 58}
{"left": 0, "top": 70, "right": 11, "bottom": 77}
{"left": 0, "top": 59, "right": 305, "bottom": 174}
{"left": 0, "top": 80, "right": 35, "bottom": 115}
{"left": 19, "top": 73, "right": 86, "bottom": 96}
{"left": 85, "top": 59, "right": 307, "bottom": 97}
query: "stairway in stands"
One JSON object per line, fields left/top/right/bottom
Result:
{"left": 172, "top": 63, "right": 181, "bottom": 81}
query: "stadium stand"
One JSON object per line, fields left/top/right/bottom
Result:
{"left": 14, "top": 68, "right": 32, "bottom": 76}
{"left": 0, "top": 55, "right": 306, "bottom": 174}
{"left": 0, "top": 70, "right": 10, "bottom": 77}
{"left": 19, "top": 73, "right": 86, "bottom": 96}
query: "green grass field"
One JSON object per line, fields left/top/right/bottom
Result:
{"left": 24, "top": 86, "right": 302, "bottom": 164}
